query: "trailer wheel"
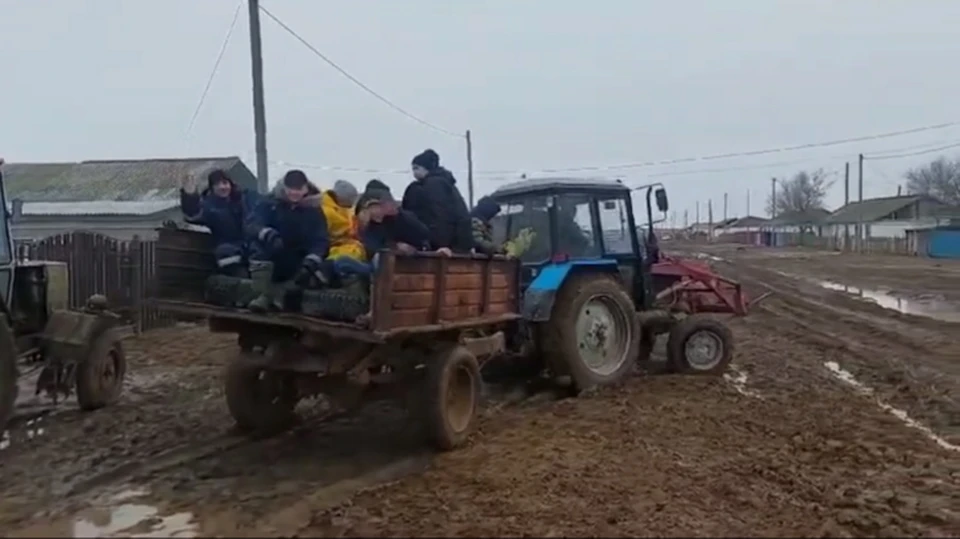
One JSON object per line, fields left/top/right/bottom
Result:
{"left": 224, "top": 354, "right": 298, "bottom": 435}
{"left": 423, "top": 345, "right": 482, "bottom": 451}
{"left": 665, "top": 314, "right": 734, "bottom": 375}
{"left": 76, "top": 329, "right": 127, "bottom": 411}
{"left": 543, "top": 275, "right": 639, "bottom": 393}
{"left": 0, "top": 322, "right": 18, "bottom": 429}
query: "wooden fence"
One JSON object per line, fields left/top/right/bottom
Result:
{"left": 15, "top": 232, "right": 172, "bottom": 333}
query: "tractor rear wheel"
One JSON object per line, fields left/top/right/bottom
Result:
{"left": 76, "top": 329, "right": 127, "bottom": 411}
{"left": 0, "top": 321, "right": 17, "bottom": 429}
{"left": 543, "top": 275, "right": 639, "bottom": 394}
{"left": 665, "top": 314, "right": 734, "bottom": 375}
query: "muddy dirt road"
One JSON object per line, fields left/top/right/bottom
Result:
{"left": 1, "top": 250, "right": 959, "bottom": 537}
{"left": 676, "top": 243, "right": 960, "bottom": 448}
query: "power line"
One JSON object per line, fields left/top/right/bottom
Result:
{"left": 184, "top": 1, "right": 243, "bottom": 138}
{"left": 259, "top": 4, "right": 463, "bottom": 138}
{"left": 271, "top": 135, "right": 960, "bottom": 181}
{"left": 496, "top": 120, "right": 960, "bottom": 175}
{"left": 862, "top": 140, "right": 960, "bottom": 161}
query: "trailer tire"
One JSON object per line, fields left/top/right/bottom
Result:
{"left": 665, "top": 314, "right": 733, "bottom": 375}
{"left": 301, "top": 289, "right": 369, "bottom": 323}
{"left": 0, "top": 322, "right": 18, "bottom": 429}
{"left": 423, "top": 345, "right": 482, "bottom": 451}
{"left": 543, "top": 274, "right": 639, "bottom": 394}
{"left": 76, "top": 329, "right": 127, "bottom": 411}
{"left": 224, "top": 354, "right": 298, "bottom": 435}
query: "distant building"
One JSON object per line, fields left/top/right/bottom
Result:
{"left": 822, "top": 194, "right": 960, "bottom": 246}
{"left": 4, "top": 157, "right": 257, "bottom": 241}
{"left": 714, "top": 215, "right": 771, "bottom": 245}
{"left": 759, "top": 208, "right": 831, "bottom": 247}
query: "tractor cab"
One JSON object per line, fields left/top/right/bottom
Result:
{"left": 488, "top": 177, "right": 668, "bottom": 312}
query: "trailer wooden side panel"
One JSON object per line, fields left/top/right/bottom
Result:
{"left": 370, "top": 252, "right": 520, "bottom": 332}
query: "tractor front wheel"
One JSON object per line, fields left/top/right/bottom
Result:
{"left": 0, "top": 322, "right": 18, "bottom": 429}
{"left": 76, "top": 329, "right": 127, "bottom": 411}
{"left": 665, "top": 314, "right": 734, "bottom": 375}
{"left": 543, "top": 275, "right": 639, "bottom": 394}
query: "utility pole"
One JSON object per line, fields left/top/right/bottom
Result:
{"left": 746, "top": 189, "right": 751, "bottom": 216}
{"left": 465, "top": 129, "right": 475, "bottom": 209}
{"left": 683, "top": 209, "right": 689, "bottom": 229}
{"left": 857, "top": 153, "right": 864, "bottom": 252}
{"left": 696, "top": 201, "right": 700, "bottom": 226}
{"left": 843, "top": 161, "right": 850, "bottom": 251}
{"left": 248, "top": 0, "right": 269, "bottom": 193}
{"left": 770, "top": 177, "right": 777, "bottom": 218}
{"left": 707, "top": 199, "right": 714, "bottom": 240}
{"left": 723, "top": 192, "right": 728, "bottom": 221}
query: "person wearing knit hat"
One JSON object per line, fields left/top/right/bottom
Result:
{"left": 246, "top": 169, "right": 329, "bottom": 312}
{"left": 402, "top": 149, "right": 473, "bottom": 253}
{"left": 179, "top": 168, "right": 259, "bottom": 277}
{"left": 317, "top": 179, "right": 365, "bottom": 265}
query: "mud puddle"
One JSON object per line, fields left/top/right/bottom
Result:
{"left": 815, "top": 279, "right": 960, "bottom": 323}
{"left": 12, "top": 488, "right": 197, "bottom": 538}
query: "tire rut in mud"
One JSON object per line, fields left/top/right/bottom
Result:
{"left": 716, "top": 257, "right": 960, "bottom": 444}
{"left": 5, "top": 374, "right": 565, "bottom": 531}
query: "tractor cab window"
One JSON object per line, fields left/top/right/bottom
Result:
{"left": 597, "top": 195, "right": 632, "bottom": 255}
{"left": 554, "top": 193, "right": 600, "bottom": 259}
{"left": 492, "top": 196, "right": 552, "bottom": 263}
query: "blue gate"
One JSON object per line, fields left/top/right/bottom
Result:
{"left": 928, "top": 229, "right": 960, "bottom": 259}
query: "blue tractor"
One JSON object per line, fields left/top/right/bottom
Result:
{"left": 487, "top": 177, "right": 734, "bottom": 394}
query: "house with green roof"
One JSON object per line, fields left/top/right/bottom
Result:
{"left": 3, "top": 157, "right": 257, "bottom": 241}
{"left": 822, "top": 194, "right": 960, "bottom": 242}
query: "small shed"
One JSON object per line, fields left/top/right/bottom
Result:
{"left": 761, "top": 209, "right": 830, "bottom": 247}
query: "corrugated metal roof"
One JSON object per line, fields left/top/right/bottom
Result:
{"left": 824, "top": 195, "right": 922, "bottom": 224}
{"left": 3, "top": 157, "right": 244, "bottom": 202}
{"left": 724, "top": 216, "right": 770, "bottom": 228}
{"left": 7, "top": 200, "right": 178, "bottom": 216}
{"left": 768, "top": 208, "right": 831, "bottom": 226}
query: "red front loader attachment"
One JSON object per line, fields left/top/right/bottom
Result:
{"left": 651, "top": 254, "right": 763, "bottom": 316}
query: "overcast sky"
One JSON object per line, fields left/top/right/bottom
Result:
{"left": 2, "top": 0, "right": 959, "bottom": 223}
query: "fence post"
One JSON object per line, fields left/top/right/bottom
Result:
{"left": 130, "top": 235, "right": 143, "bottom": 335}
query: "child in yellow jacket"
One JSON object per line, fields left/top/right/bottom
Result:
{"left": 313, "top": 180, "right": 366, "bottom": 262}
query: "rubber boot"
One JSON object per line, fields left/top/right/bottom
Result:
{"left": 247, "top": 261, "right": 284, "bottom": 313}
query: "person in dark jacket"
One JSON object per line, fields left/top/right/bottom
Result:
{"left": 470, "top": 196, "right": 505, "bottom": 255}
{"left": 354, "top": 178, "right": 391, "bottom": 213}
{"left": 180, "top": 168, "right": 258, "bottom": 277}
{"left": 402, "top": 149, "right": 473, "bottom": 253}
{"left": 245, "top": 169, "right": 329, "bottom": 312}
{"left": 357, "top": 187, "right": 432, "bottom": 262}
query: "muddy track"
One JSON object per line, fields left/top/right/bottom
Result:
{"left": 709, "top": 255, "right": 960, "bottom": 444}
{"left": 1, "top": 370, "right": 562, "bottom": 531}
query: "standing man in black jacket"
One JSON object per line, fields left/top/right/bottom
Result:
{"left": 402, "top": 149, "right": 473, "bottom": 253}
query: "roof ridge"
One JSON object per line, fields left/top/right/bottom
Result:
{"left": 80, "top": 156, "right": 240, "bottom": 165}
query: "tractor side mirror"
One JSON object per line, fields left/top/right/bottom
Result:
{"left": 654, "top": 188, "right": 669, "bottom": 212}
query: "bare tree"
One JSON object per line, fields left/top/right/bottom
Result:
{"left": 766, "top": 168, "right": 833, "bottom": 216}
{"left": 904, "top": 156, "right": 960, "bottom": 205}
